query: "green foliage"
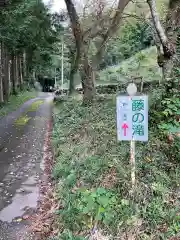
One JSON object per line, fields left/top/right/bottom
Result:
{"left": 120, "top": 21, "right": 153, "bottom": 58}
{"left": 100, "top": 21, "right": 153, "bottom": 69}
{"left": 158, "top": 97, "right": 180, "bottom": 134}
{"left": 149, "top": 84, "right": 180, "bottom": 163}
{"left": 0, "top": 0, "right": 56, "bottom": 49}
{"left": 99, "top": 47, "right": 160, "bottom": 84}
{"left": 53, "top": 93, "right": 180, "bottom": 238}
{"left": 0, "top": 0, "right": 59, "bottom": 77}
{"left": 167, "top": 215, "right": 180, "bottom": 237}
{"left": 59, "top": 187, "right": 119, "bottom": 231}
{"left": 50, "top": 230, "right": 86, "bottom": 240}
{"left": 149, "top": 78, "right": 179, "bottom": 136}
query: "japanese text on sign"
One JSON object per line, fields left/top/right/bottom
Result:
{"left": 116, "top": 95, "right": 148, "bottom": 141}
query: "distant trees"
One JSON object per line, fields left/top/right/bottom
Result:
{"left": 0, "top": 0, "right": 58, "bottom": 104}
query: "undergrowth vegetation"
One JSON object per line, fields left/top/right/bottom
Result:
{"left": 0, "top": 90, "right": 37, "bottom": 117}
{"left": 99, "top": 47, "right": 161, "bottom": 85}
{"left": 52, "top": 92, "right": 180, "bottom": 240}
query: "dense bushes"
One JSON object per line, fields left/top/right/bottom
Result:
{"left": 99, "top": 21, "right": 153, "bottom": 70}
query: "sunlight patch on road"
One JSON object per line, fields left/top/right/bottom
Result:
{"left": 14, "top": 115, "right": 31, "bottom": 126}
{"left": 27, "top": 100, "right": 44, "bottom": 112}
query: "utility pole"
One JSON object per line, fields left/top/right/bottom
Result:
{"left": 59, "top": 12, "right": 68, "bottom": 94}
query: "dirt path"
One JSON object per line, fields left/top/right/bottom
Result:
{"left": 0, "top": 94, "right": 54, "bottom": 239}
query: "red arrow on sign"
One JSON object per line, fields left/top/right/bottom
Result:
{"left": 122, "top": 123, "right": 128, "bottom": 136}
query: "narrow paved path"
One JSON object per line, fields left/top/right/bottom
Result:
{"left": 0, "top": 93, "right": 53, "bottom": 239}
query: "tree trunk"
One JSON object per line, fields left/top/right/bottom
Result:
{"left": 147, "top": 0, "right": 179, "bottom": 82}
{"left": 33, "top": 71, "right": 36, "bottom": 81}
{"left": 69, "top": 66, "right": 76, "bottom": 94}
{"left": 163, "top": 0, "right": 180, "bottom": 83}
{"left": 165, "top": 0, "right": 180, "bottom": 88}
{"left": 5, "top": 47, "right": 10, "bottom": 100}
{"left": 11, "top": 54, "right": 17, "bottom": 95}
{"left": 26, "top": 48, "right": 34, "bottom": 79}
{"left": 1, "top": 42, "right": 6, "bottom": 101}
{"left": 17, "top": 55, "right": 23, "bottom": 90}
{"left": 82, "top": 56, "right": 95, "bottom": 105}
{"left": 8, "top": 56, "right": 11, "bottom": 94}
{"left": 1, "top": 43, "right": 10, "bottom": 102}
{"left": 0, "top": 74, "right": 3, "bottom": 103}
{"left": 91, "top": 0, "right": 130, "bottom": 68}
{"left": 20, "top": 55, "right": 23, "bottom": 87}
{"left": 65, "top": 0, "right": 130, "bottom": 103}
{"left": 15, "top": 55, "right": 19, "bottom": 88}
{"left": 147, "top": 0, "right": 170, "bottom": 53}
{"left": 22, "top": 50, "right": 27, "bottom": 80}
{"left": 69, "top": 47, "right": 80, "bottom": 94}
{"left": 0, "top": 43, "right": 4, "bottom": 103}
{"left": 64, "top": 0, "right": 85, "bottom": 96}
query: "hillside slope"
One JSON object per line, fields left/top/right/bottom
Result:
{"left": 99, "top": 46, "right": 162, "bottom": 84}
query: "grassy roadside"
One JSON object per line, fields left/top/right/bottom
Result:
{"left": 0, "top": 90, "right": 37, "bottom": 117}
{"left": 52, "top": 95, "right": 180, "bottom": 240}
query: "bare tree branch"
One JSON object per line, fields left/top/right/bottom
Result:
{"left": 147, "top": 0, "right": 175, "bottom": 58}
{"left": 92, "top": 0, "right": 131, "bottom": 67}
{"left": 64, "top": 0, "right": 83, "bottom": 88}
{"left": 100, "top": 0, "right": 130, "bottom": 44}
{"left": 147, "top": 0, "right": 168, "bottom": 46}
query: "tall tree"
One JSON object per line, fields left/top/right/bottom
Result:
{"left": 0, "top": 44, "right": 4, "bottom": 103}
{"left": 147, "top": 0, "right": 180, "bottom": 84}
{"left": 65, "top": 0, "right": 130, "bottom": 104}
{"left": 0, "top": 0, "right": 58, "bottom": 102}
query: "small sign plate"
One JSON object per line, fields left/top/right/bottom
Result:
{"left": 116, "top": 95, "right": 148, "bottom": 141}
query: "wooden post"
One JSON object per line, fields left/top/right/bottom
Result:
{"left": 130, "top": 140, "right": 136, "bottom": 189}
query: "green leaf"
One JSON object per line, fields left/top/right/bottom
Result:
{"left": 169, "top": 126, "right": 179, "bottom": 133}
{"left": 82, "top": 207, "right": 89, "bottom": 214}
{"left": 87, "top": 195, "right": 95, "bottom": 205}
{"left": 96, "top": 188, "right": 107, "bottom": 195}
{"left": 95, "top": 213, "right": 103, "bottom": 221}
{"left": 162, "top": 111, "right": 169, "bottom": 117}
{"left": 98, "top": 207, "right": 105, "bottom": 213}
{"left": 121, "top": 199, "right": 130, "bottom": 206}
{"left": 65, "top": 173, "right": 76, "bottom": 186}
{"left": 97, "top": 196, "right": 110, "bottom": 207}
{"left": 158, "top": 123, "right": 169, "bottom": 130}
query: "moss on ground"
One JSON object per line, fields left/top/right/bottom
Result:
{"left": 27, "top": 100, "right": 44, "bottom": 112}
{"left": 14, "top": 115, "right": 31, "bottom": 126}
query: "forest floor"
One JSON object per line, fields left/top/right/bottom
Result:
{"left": 52, "top": 94, "right": 180, "bottom": 240}
{"left": 0, "top": 93, "right": 54, "bottom": 240}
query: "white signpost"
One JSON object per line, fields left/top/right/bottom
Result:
{"left": 116, "top": 83, "right": 148, "bottom": 189}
